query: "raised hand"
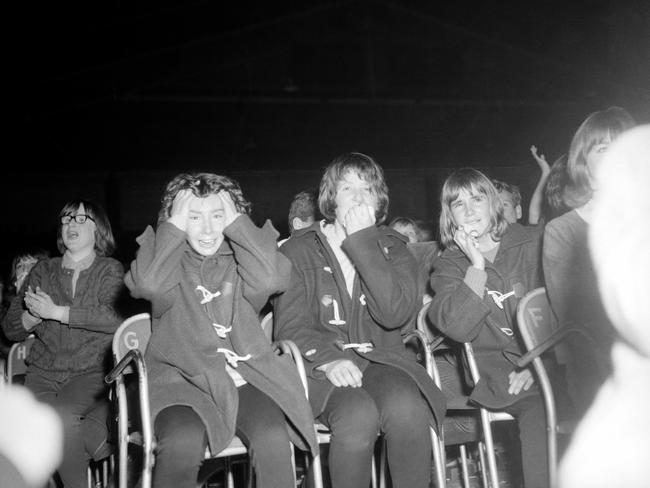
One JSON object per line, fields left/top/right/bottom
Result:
{"left": 453, "top": 225, "right": 485, "bottom": 270}
{"left": 168, "top": 189, "right": 194, "bottom": 231}
{"left": 343, "top": 204, "right": 376, "bottom": 236}
{"left": 218, "top": 190, "right": 241, "bottom": 227}
{"left": 530, "top": 145, "right": 551, "bottom": 174}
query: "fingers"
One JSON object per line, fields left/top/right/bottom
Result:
{"left": 168, "top": 190, "right": 194, "bottom": 230}
{"left": 343, "top": 204, "right": 375, "bottom": 235}
{"left": 326, "top": 360, "right": 363, "bottom": 387}
{"left": 218, "top": 190, "right": 241, "bottom": 226}
{"left": 508, "top": 370, "right": 534, "bottom": 395}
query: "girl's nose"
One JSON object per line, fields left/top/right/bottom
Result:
{"left": 202, "top": 219, "right": 213, "bottom": 233}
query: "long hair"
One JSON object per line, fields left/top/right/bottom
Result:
{"left": 57, "top": 199, "right": 116, "bottom": 256}
{"left": 439, "top": 168, "right": 508, "bottom": 249}
{"left": 158, "top": 173, "right": 251, "bottom": 226}
{"left": 318, "top": 152, "right": 389, "bottom": 224}
{"left": 565, "top": 106, "right": 635, "bottom": 208}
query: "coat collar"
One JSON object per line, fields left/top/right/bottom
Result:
{"left": 292, "top": 220, "right": 408, "bottom": 244}
{"left": 442, "top": 222, "right": 535, "bottom": 261}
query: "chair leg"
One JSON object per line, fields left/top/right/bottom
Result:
{"left": 224, "top": 458, "right": 235, "bottom": 488}
{"left": 478, "top": 411, "right": 500, "bottom": 488}
{"left": 458, "top": 444, "right": 470, "bottom": 488}
{"left": 371, "top": 451, "right": 379, "bottom": 488}
{"left": 430, "top": 427, "right": 446, "bottom": 488}
{"left": 477, "top": 441, "right": 489, "bottom": 488}
{"left": 310, "top": 451, "right": 325, "bottom": 488}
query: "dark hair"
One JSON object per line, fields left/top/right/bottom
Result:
{"left": 565, "top": 106, "right": 635, "bottom": 208}
{"left": 543, "top": 154, "right": 571, "bottom": 220}
{"left": 491, "top": 179, "right": 522, "bottom": 207}
{"left": 439, "top": 168, "right": 508, "bottom": 249}
{"left": 57, "top": 199, "right": 116, "bottom": 256}
{"left": 389, "top": 216, "right": 418, "bottom": 229}
{"left": 158, "top": 173, "right": 251, "bottom": 226}
{"left": 318, "top": 152, "right": 389, "bottom": 224}
{"left": 389, "top": 217, "right": 419, "bottom": 242}
{"left": 288, "top": 189, "right": 317, "bottom": 233}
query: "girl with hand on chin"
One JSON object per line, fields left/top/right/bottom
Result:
{"left": 124, "top": 173, "right": 317, "bottom": 488}
{"left": 2, "top": 199, "right": 125, "bottom": 488}
{"left": 428, "top": 168, "right": 548, "bottom": 488}
{"left": 273, "top": 152, "right": 446, "bottom": 488}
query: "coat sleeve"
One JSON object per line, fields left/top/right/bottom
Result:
{"left": 427, "top": 256, "right": 492, "bottom": 343}
{"left": 223, "top": 215, "right": 292, "bottom": 313}
{"left": 272, "top": 243, "right": 348, "bottom": 379}
{"left": 2, "top": 284, "right": 32, "bottom": 342}
{"left": 542, "top": 219, "right": 575, "bottom": 328}
{"left": 124, "top": 223, "right": 186, "bottom": 316}
{"left": 68, "top": 259, "right": 125, "bottom": 333}
{"left": 342, "top": 226, "right": 419, "bottom": 329}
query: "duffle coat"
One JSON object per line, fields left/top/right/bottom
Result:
{"left": 273, "top": 222, "right": 446, "bottom": 431}
{"left": 427, "top": 223, "right": 543, "bottom": 409}
{"left": 124, "top": 216, "right": 318, "bottom": 457}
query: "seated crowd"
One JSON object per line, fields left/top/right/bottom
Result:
{"left": 1, "top": 106, "right": 647, "bottom": 488}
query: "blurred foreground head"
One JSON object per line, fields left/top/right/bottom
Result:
{"left": 589, "top": 124, "right": 650, "bottom": 355}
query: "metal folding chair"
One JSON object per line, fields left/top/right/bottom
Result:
{"left": 515, "top": 286, "right": 579, "bottom": 488}
{"left": 416, "top": 301, "right": 515, "bottom": 488}
{"left": 105, "top": 312, "right": 306, "bottom": 488}
{"left": 266, "top": 307, "right": 389, "bottom": 488}
{"left": 5, "top": 335, "right": 35, "bottom": 384}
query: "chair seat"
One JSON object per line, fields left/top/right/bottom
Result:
{"left": 213, "top": 436, "right": 248, "bottom": 458}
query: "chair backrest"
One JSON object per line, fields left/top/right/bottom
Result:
{"left": 6, "top": 335, "right": 36, "bottom": 383}
{"left": 112, "top": 313, "right": 152, "bottom": 363}
{"left": 516, "top": 287, "right": 559, "bottom": 353}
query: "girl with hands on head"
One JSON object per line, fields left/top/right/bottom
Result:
{"left": 273, "top": 152, "right": 446, "bottom": 488}
{"left": 428, "top": 168, "right": 550, "bottom": 488}
{"left": 125, "top": 172, "right": 317, "bottom": 488}
{"left": 2, "top": 199, "right": 125, "bottom": 488}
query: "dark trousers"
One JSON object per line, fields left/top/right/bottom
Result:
{"left": 435, "top": 354, "right": 549, "bottom": 488}
{"left": 318, "top": 363, "right": 432, "bottom": 488}
{"left": 25, "top": 370, "right": 110, "bottom": 488}
{"left": 153, "top": 383, "right": 294, "bottom": 488}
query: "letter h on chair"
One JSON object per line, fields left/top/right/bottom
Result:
{"left": 105, "top": 313, "right": 252, "bottom": 488}
{"left": 5, "top": 335, "right": 35, "bottom": 384}
{"left": 6, "top": 335, "right": 112, "bottom": 488}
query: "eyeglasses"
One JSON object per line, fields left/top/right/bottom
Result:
{"left": 60, "top": 214, "right": 95, "bottom": 225}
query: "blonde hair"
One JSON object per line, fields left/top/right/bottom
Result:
{"left": 439, "top": 168, "right": 508, "bottom": 249}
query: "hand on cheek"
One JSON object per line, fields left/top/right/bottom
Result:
{"left": 453, "top": 225, "right": 485, "bottom": 269}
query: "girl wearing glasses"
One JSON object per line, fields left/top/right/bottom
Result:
{"left": 2, "top": 199, "right": 125, "bottom": 488}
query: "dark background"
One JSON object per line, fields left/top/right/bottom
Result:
{"left": 3, "top": 0, "right": 649, "bottom": 272}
